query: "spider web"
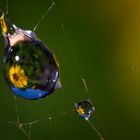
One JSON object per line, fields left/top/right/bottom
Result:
{"left": 0, "top": 0, "right": 106, "bottom": 140}
{"left": 2, "top": 96, "right": 62, "bottom": 140}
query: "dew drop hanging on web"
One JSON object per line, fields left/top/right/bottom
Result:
{"left": 0, "top": 14, "right": 61, "bottom": 100}
{"left": 74, "top": 100, "right": 95, "bottom": 120}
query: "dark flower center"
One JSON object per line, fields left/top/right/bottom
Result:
{"left": 13, "top": 73, "right": 19, "bottom": 81}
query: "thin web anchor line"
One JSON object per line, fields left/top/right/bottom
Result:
{"left": 33, "top": 1, "right": 55, "bottom": 31}
{"left": 48, "top": 114, "right": 55, "bottom": 140}
{"left": 82, "top": 77, "right": 91, "bottom": 99}
{"left": 56, "top": 16, "right": 92, "bottom": 99}
{"left": 73, "top": 58, "right": 91, "bottom": 99}
{"left": 13, "top": 96, "right": 32, "bottom": 140}
{"left": 87, "top": 119, "right": 105, "bottom": 140}
{"left": 6, "top": 0, "right": 8, "bottom": 14}
{"left": 0, "top": 96, "right": 45, "bottom": 140}
{"left": 0, "top": 9, "right": 3, "bottom": 15}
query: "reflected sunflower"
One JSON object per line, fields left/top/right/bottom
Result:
{"left": 76, "top": 106, "right": 85, "bottom": 115}
{"left": 9, "top": 65, "right": 28, "bottom": 88}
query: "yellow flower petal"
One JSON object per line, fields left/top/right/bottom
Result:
{"left": 76, "top": 107, "right": 85, "bottom": 115}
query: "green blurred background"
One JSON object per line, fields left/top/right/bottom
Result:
{"left": 0, "top": 0, "right": 140, "bottom": 139}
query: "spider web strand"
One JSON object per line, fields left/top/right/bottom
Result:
{"left": 33, "top": 1, "right": 55, "bottom": 31}
{"left": 87, "top": 119, "right": 105, "bottom": 140}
